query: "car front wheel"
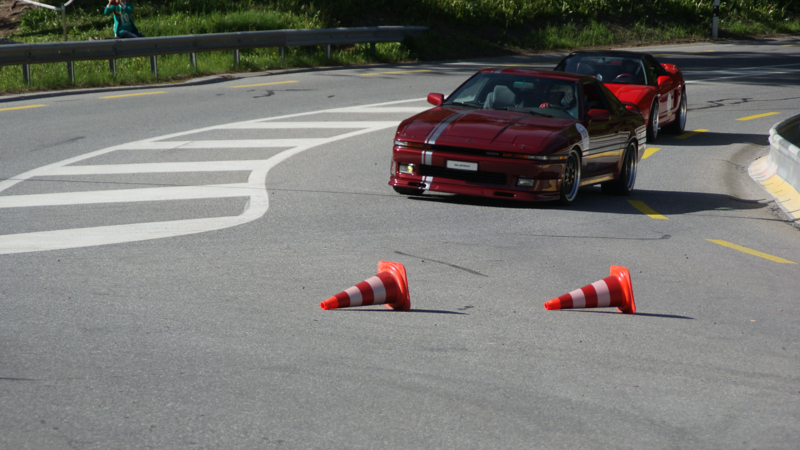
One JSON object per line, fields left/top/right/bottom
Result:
{"left": 601, "top": 141, "right": 637, "bottom": 196}
{"left": 665, "top": 91, "right": 687, "bottom": 134}
{"left": 646, "top": 100, "right": 659, "bottom": 142}
{"left": 558, "top": 149, "right": 581, "bottom": 205}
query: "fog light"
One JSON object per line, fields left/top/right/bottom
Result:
{"left": 517, "top": 177, "right": 535, "bottom": 187}
{"left": 398, "top": 163, "right": 415, "bottom": 175}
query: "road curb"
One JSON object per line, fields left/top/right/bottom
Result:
{"left": 749, "top": 114, "right": 800, "bottom": 223}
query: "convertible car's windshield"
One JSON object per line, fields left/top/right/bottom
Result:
{"left": 444, "top": 73, "right": 579, "bottom": 120}
{"left": 555, "top": 54, "right": 648, "bottom": 86}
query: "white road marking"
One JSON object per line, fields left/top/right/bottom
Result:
{"left": 36, "top": 161, "right": 267, "bottom": 176}
{"left": 0, "top": 98, "right": 428, "bottom": 254}
{"left": 118, "top": 139, "right": 328, "bottom": 149}
{"left": 222, "top": 121, "right": 400, "bottom": 129}
{"left": 0, "top": 183, "right": 254, "bottom": 208}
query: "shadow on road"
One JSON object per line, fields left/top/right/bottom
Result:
{"left": 408, "top": 188, "right": 768, "bottom": 216}
{"left": 658, "top": 130, "right": 768, "bottom": 147}
{"left": 560, "top": 310, "right": 695, "bottom": 319}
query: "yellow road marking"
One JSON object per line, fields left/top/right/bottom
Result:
{"left": 0, "top": 104, "right": 47, "bottom": 112}
{"left": 100, "top": 91, "right": 167, "bottom": 99}
{"left": 706, "top": 239, "right": 796, "bottom": 264}
{"left": 627, "top": 200, "right": 668, "bottom": 220}
{"left": 361, "top": 70, "right": 432, "bottom": 76}
{"left": 736, "top": 112, "right": 780, "bottom": 121}
{"left": 642, "top": 147, "right": 660, "bottom": 160}
{"left": 760, "top": 175, "right": 800, "bottom": 220}
{"left": 676, "top": 129, "right": 708, "bottom": 139}
{"left": 230, "top": 80, "right": 299, "bottom": 88}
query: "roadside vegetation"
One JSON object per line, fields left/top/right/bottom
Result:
{"left": 1, "top": 0, "right": 798, "bottom": 94}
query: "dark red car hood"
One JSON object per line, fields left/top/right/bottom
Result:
{"left": 397, "top": 107, "right": 574, "bottom": 153}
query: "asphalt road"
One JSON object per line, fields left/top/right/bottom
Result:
{"left": 1, "top": 37, "right": 799, "bottom": 449}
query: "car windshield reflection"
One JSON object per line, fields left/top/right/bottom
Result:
{"left": 443, "top": 73, "right": 579, "bottom": 119}
{"left": 556, "top": 55, "right": 648, "bottom": 86}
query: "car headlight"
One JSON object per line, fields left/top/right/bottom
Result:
{"left": 394, "top": 140, "right": 430, "bottom": 150}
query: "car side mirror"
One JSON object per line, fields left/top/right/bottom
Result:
{"left": 623, "top": 103, "right": 642, "bottom": 115}
{"left": 427, "top": 93, "right": 444, "bottom": 107}
{"left": 657, "top": 76, "right": 673, "bottom": 89}
{"left": 587, "top": 109, "right": 611, "bottom": 121}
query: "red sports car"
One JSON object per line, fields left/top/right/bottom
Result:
{"left": 388, "top": 68, "right": 646, "bottom": 204}
{"left": 554, "top": 50, "right": 687, "bottom": 142}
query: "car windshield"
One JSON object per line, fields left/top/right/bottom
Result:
{"left": 556, "top": 54, "right": 648, "bottom": 86}
{"left": 444, "top": 73, "right": 579, "bottom": 120}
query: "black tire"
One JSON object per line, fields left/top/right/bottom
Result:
{"left": 393, "top": 186, "right": 424, "bottom": 196}
{"left": 665, "top": 91, "right": 687, "bottom": 134}
{"left": 646, "top": 100, "right": 659, "bottom": 143}
{"left": 558, "top": 149, "right": 581, "bottom": 205}
{"left": 601, "top": 141, "right": 637, "bottom": 196}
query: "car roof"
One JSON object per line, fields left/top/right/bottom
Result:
{"left": 476, "top": 67, "right": 587, "bottom": 82}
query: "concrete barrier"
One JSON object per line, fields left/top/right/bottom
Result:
{"left": 749, "top": 113, "right": 800, "bottom": 223}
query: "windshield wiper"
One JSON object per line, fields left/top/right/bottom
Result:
{"left": 504, "top": 108, "right": 552, "bottom": 118}
{"left": 445, "top": 101, "right": 482, "bottom": 108}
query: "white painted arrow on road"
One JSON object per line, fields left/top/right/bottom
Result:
{"left": 0, "top": 99, "right": 427, "bottom": 254}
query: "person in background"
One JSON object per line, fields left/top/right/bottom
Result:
{"left": 104, "top": 0, "right": 144, "bottom": 38}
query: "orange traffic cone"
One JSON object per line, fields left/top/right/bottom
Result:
{"left": 321, "top": 261, "right": 411, "bottom": 311}
{"left": 544, "top": 265, "right": 635, "bottom": 314}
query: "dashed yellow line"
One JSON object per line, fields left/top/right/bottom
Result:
{"left": 361, "top": 70, "right": 432, "bottom": 76}
{"left": 676, "top": 129, "right": 708, "bottom": 139}
{"left": 230, "top": 80, "right": 299, "bottom": 88}
{"left": 737, "top": 112, "right": 780, "bottom": 121}
{"left": 99, "top": 91, "right": 167, "bottom": 99}
{"left": 642, "top": 147, "right": 661, "bottom": 160}
{"left": 706, "top": 239, "right": 796, "bottom": 264}
{"left": 628, "top": 200, "right": 668, "bottom": 220}
{"left": 0, "top": 104, "right": 47, "bottom": 112}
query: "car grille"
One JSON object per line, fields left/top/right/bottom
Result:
{"left": 419, "top": 165, "right": 507, "bottom": 185}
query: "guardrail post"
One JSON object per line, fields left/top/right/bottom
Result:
{"left": 109, "top": 59, "right": 116, "bottom": 78}
{"left": 190, "top": 52, "right": 197, "bottom": 72}
{"left": 66, "top": 61, "right": 75, "bottom": 84}
{"left": 280, "top": 47, "right": 284, "bottom": 62}
{"left": 234, "top": 49, "right": 240, "bottom": 68}
{"left": 370, "top": 42, "right": 376, "bottom": 59}
{"left": 22, "top": 64, "right": 30, "bottom": 85}
{"left": 326, "top": 44, "right": 331, "bottom": 61}
{"left": 150, "top": 55, "right": 158, "bottom": 79}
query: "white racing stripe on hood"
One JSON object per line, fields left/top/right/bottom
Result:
{"left": 425, "top": 109, "right": 472, "bottom": 145}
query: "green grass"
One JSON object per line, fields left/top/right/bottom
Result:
{"left": 1, "top": 0, "right": 799, "bottom": 94}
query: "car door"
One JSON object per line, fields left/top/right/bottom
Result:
{"left": 580, "top": 79, "right": 628, "bottom": 182}
{"left": 645, "top": 55, "right": 676, "bottom": 121}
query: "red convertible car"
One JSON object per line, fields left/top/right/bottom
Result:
{"left": 554, "top": 50, "right": 687, "bottom": 142}
{"left": 388, "top": 68, "right": 646, "bottom": 204}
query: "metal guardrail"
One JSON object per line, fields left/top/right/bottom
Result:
{"left": 0, "top": 26, "right": 427, "bottom": 83}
